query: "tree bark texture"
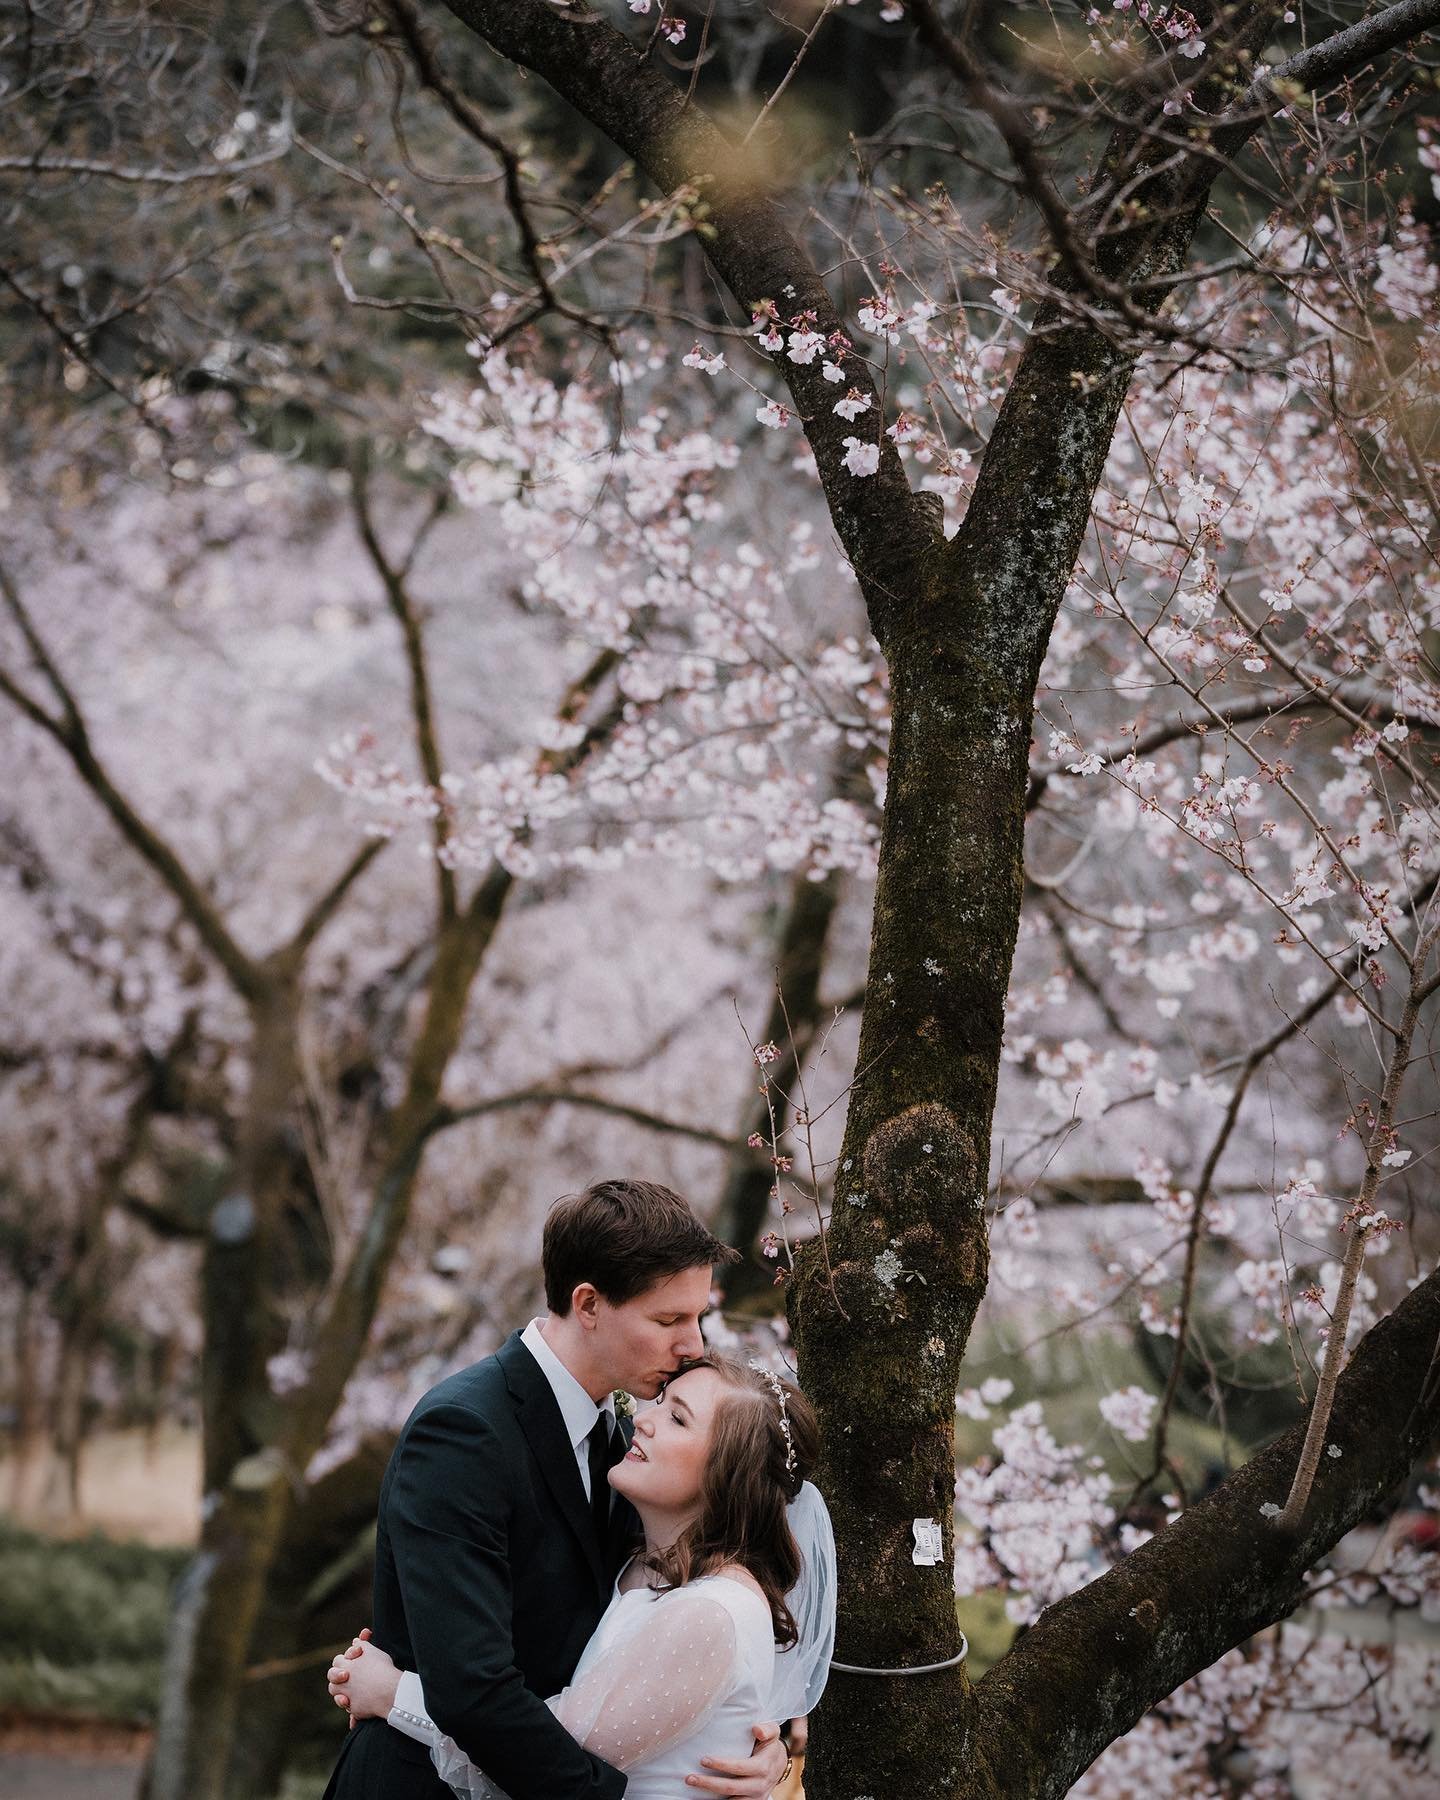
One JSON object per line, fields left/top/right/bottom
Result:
{"left": 225, "top": 1438, "right": 393, "bottom": 1800}
{"left": 149, "top": 976, "right": 308, "bottom": 1800}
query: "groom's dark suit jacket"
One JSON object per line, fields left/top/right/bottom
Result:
{"left": 323, "top": 1331, "right": 638, "bottom": 1800}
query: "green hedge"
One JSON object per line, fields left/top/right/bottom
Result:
{"left": 0, "top": 1518, "right": 184, "bottom": 1723}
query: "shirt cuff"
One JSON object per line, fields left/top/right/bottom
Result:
{"left": 389, "top": 1669, "right": 435, "bottom": 1743}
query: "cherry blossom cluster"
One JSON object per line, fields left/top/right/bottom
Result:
{"left": 954, "top": 1399, "right": 1116, "bottom": 1625}
{"left": 1075, "top": 1625, "right": 1440, "bottom": 1797}
{"left": 324, "top": 344, "right": 890, "bottom": 881}
{"left": 956, "top": 1391, "right": 1440, "bottom": 1791}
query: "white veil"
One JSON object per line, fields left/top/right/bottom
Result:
{"left": 771, "top": 1479, "right": 837, "bottom": 1721}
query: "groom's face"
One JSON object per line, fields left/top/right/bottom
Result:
{"left": 587, "top": 1264, "right": 712, "bottom": 1398}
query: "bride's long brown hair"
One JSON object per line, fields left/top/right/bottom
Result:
{"left": 643, "top": 1355, "right": 819, "bottom": 1649}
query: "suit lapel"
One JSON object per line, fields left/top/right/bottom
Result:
{"left": 498, "top": 1331, "right": 607, "bottom": 1592}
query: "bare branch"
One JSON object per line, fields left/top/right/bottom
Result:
{"left": 0, "top": 143, "right": 292, "bottom": 184}
{"left": 0, "top": 565, "right": 266, "bottom": 1003}
{"left": 351, "top": 466, "right": 457, "bottom": 920}
{"left": 1141, "top": 969, "right": 1352, "bottom": 1494}
{"left": 285, "top": 838, "right": 391, "bottom": 961}
{"left": 0, "top": 264, "right": 171, "bottom": 432}
{"left": 379, "top": 0, "right": 614, "bottom": 350}
{"left": 425, "top": 1087, "right": 737, "bottom": 1149}
{"left": 1276, "top": 921, "right": 1440, "bottom": 1530}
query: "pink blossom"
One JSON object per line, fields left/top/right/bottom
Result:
{"left": 1098, "top": 1386, "right": 1158, "bottom": 1442}
{"left": 842, "top": 437, "right": 880, "bottom": 477}
{"left": 832, "top": 389, "right": 871, "bottom": 422}
{"left": 857, "top": 295, "right": 902, "bottom": 344}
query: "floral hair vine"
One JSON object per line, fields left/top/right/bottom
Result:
{"left": 751, "top": 1361, "right": 797, "bottom": 1478}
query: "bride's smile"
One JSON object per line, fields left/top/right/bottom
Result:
{"left": 609, "top": 1365, "right": 723, "bottom": 1523}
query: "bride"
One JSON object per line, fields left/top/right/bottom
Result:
{"left": 330, "top": 1355, "right": 831, "bottom": 1799}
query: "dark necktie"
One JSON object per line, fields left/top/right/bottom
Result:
{"left": 587, "top": 1414, "right": 618, "bottom": 1541}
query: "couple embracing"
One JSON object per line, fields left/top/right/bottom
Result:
{"left": 323, "top": 1178, "right": 836, "bottom": 1800}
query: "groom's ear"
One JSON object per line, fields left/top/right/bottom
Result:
{"left": 571, "top": 1282, "right": 602, "bottom": 1329}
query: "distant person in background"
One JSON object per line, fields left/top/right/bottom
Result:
{"left": 320, "top": 1179, "right": 833, "bottom": 1800}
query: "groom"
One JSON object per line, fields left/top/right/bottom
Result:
{"left": 322, "top": 1179, "right": 789, "bottom": 1800}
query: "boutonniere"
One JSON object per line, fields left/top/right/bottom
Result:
{"left": 612, "top": 1389, "right": 636, "bottom": 1420}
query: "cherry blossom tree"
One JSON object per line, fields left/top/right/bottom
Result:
{"left": 6, "top": 0, "right": 1440, "bottom": 1795}
{"left": 309, "top": 0, "right": 1440, "bottom": 1793}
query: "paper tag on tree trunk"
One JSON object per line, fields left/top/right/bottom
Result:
{"left": 912, "top": 1517, "right": 943, "bottom": 1566}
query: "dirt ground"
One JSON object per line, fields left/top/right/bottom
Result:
{"left": 0, "top": 1753, "right": 141, "bottom": 1798}
{"left": 0, "top": 1718, "right": 147, "bottom": 1799}
{"left": 0, "top": 1425, "right": 200, "bottom": 1545}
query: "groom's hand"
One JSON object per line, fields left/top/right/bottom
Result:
{"left": 686, "top": 1720, "right": 788, "bottom": 1796}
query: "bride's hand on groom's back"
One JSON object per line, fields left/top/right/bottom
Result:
{"left": 327, "top": 1628, "right": 402, "bottom": 1727}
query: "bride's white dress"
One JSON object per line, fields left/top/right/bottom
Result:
{"left": 389, "top": 1566, "right": 776, "bottom": 1799}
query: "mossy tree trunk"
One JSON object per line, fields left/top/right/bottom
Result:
{"left": 225, "top": 1438, "right": 393, "bottom": 1800}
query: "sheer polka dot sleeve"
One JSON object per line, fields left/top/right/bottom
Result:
{"left": 428, "top": 1733, "right": 510, "bottom": 1800}
{"left": 547, "top": 1590, "right": 740, "bottom": 1773}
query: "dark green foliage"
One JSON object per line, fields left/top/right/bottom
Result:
{"left": 0, "top": 1520, "right": 186, "bottom": 1722}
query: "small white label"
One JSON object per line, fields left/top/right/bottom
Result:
{"left": 912, "top": 1517, "right": 943, "bottom": 1566}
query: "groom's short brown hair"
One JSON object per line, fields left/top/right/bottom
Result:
{"left": 543, "top": 1179, "right": 739, "bottom": 1314}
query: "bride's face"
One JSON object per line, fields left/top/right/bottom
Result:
{"left": 609, "top": 1364, "right": 722, "bottom": 1515}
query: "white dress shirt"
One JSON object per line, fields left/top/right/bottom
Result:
{"left": 520, "top": 1316, "right": 617, "bottom": 1502}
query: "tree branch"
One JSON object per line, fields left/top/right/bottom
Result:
{"left": 351, "top": 466, "right": 457, "bottom": 920}
{"left": 284, "top": 646, "right": 626, "bottom": 1461}
{"left": 379, "top": 0, "right": 612, "bottom": 348}
{"left": 437, "top": 0, "right": 938, "bottom": 638}
{"left": 0, "top": 564, "right": 266, "bottom": 1003}
{"left": 1260, "top": 0, "right": 1440, "bottom": 95}
{"left": 425, "top": 1086, "right": 737, "bottom": 1148}
{"left": 974, "top": 1259, "right": 1440, "bottom": 1798}
{"left": 1276, "top": 922, "right": 1438, "bottom": 1530}
{"left": 0, "top": 264, "right": 168, "bottom": 430}
{"left": 1140, "top": 967, "right": 1350, "bottom": 1493}
{"left": 1027, "top": 690, "right": 1321, "bottom": 807}
{"left": 285, "top": 838, "right": 391, "bottom": 961}
{"left": 0, "top": 143, "right": 292, "bottom": 184}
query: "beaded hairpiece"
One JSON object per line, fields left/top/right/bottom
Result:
{"left": 751, "top": 1362, "right": 797, "bottom": 1477}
